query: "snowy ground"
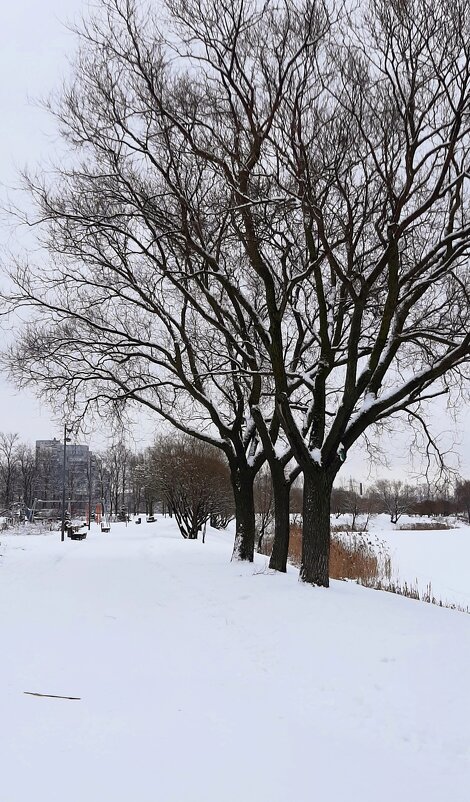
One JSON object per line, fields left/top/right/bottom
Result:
{"left": 1, "top": 518, "right": 469, "bottom": 802}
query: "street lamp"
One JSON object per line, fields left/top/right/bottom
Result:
{"left": 60, "top": 424, "right": 72, "bottom": 542}
{"left": 87, "top": 454, "right": 92, "bottom": 532}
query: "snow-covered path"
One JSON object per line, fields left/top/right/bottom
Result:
{"left": 1, "top": 521, "right": 469, "bottom": 802}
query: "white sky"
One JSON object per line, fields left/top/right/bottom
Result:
{"left": 0, "top": 1, "right": 468, "bottom": 481}
{"left": 0, "top": 1, "right": 87, "bottom": 442}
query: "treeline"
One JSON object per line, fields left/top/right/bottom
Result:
{"left": 125, "top": 447, "right": 470, "bottom": 537}
{"left": 96, "top": 435, "right": 301, "bottom": 542}
{"left": 0, "top": 430, "right": 236, "bottom": 536}
{"left": 0, "top": 429, "right": 297, "bottom": 541}
{"left": 4, "top": 428, "right": 469, "bottom": 545}
{"left": 331, "top": 479, "right": 470, "bottom": 525}
{"left": 0, "top": 433, "right": 36, "bottom": 511}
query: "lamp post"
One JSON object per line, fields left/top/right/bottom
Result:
{"left": 60, "top": 424, "right": 71, "bottom": 542}
{"left": 87, "top": 454, "right": 92, "bottom": 531}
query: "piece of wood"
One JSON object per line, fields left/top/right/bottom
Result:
{"left": 24, "top": 691, "right": 81, "bottom": 700}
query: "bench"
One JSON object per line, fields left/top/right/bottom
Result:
{"left": 67, "top": 525, "right": 87, "bottom": 540}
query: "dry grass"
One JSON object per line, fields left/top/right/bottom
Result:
{"left": 330, "top": 521, "right": 369, "bottom": 533}
{"left": 287, "top": 524, "right": 390, "bottom": 583}
{"left": 365, "top": 578, "right": 470, "bottom": 613}
{"left": 330, "top": 536, "right": 387, "bottom": 582}
{"left": 398, "top": 521, "right": 453, "bottom": 531}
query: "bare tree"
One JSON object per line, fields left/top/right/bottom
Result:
{"left": 150, "top": 434, "right": 233, "bottom": 539}
{"left": 128, "top": 452, "right": 147, "bottom": 516}
{"left": 99, "top": 441, "right": 133, "bottom": 518}
{"left": 206, "top": 458, "right": 235, "bottom": 531}
{"left": 251, "top": 409, "right": 301, "bottom": 571}
{"left": 93, "top": 454, "right": 110, "bottom": 519}
{"left": 16, "top": 442, "right": 36, "bottom": 508}
{"left": 2, "top": 0, "right": 315, "bottom": 566}
{"left": 371, "top": 479, "right": 416, "bottom": 524}
{"left": 33, "top": 446, "right": 59, "bottom": 504}
{"left": 254, "top": 467, "right": 275, "bottom": 552}
{"left": 0, "top": 433, "right": 20, "bottom": 508}
{"left": 3, "top": 0, "right": 470, "bottom": 588}
{"left": 331, "top": 486, "right": 351, "bottom": 519}
{"left": 455, "top": 480, "right": 470, "bottom": 522}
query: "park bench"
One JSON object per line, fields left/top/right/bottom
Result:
{"left": 67, "top": 524, "right": 87, "bottom": 540}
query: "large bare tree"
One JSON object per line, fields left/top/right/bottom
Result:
{"left": 3, "top": 0, "right": 470, "bottom": 585}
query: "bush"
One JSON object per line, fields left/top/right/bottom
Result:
{"left": 149, "top": 434, "right": 233, "bottom": 539}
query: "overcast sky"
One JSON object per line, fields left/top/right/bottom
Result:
{"left": 0, "top": 2, "right": 85, "bottom": 441}
{"left": 0, "top": 1, "right": 468, "bottom": 482}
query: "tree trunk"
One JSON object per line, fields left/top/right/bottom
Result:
{"left": 269, "top": 470, "right": 291, "bottom": 573}
{"left": 231, "top": 468, "right": 256, "bottom": 562}
{"left": 300, "top": 469, "right": 333, "bottom": 587}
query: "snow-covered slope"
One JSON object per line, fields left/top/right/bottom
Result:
{"left": 371, "top": 515, "right": 470, "bottom": 609}
{"left": 334, "top": 513, "right": 470, "bottom": 608}
{"left": 1, "top": 520, "right": 469, "bottom": 802}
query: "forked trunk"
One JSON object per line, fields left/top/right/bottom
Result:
{"left": 269, "top": 470, "right": 290, "bottom": 573}
{"left": 231, "top": 468, "right": 256, "bottom": 562}
{"left": 300, "top": 469, "right": 333, "bottom": 587}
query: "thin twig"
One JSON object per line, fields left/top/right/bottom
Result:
{"left": 24, "top": 691, "right": 81, "bottom": 700}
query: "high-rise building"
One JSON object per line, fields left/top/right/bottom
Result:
{"left": 35, "top": 439, "right": 96, "bottom": 517}
{"left": 34, "top": 439, "right": 62, "bottom": 503}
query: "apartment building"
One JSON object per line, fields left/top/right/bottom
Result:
{"left": 35, "top": 439, "right": 96, "bottom": 517}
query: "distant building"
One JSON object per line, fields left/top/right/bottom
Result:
{"left": 35, "top": 439, "right": 97, "bottom": 517}
{"left": 34, "top": 439, "right": 62, "bottom": 504}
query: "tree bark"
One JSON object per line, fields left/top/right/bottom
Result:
{"left": 300, "top": 469, "right": 333, "bottom": 587}
{"left": 269, "top": 469, "right": 291, "bottom": 573}
{"left": 231, "top": 467, "right": 256, "bottom": 562}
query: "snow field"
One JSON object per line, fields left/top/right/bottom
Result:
{"left": 0, "top": 519, "right": 469, "bottom": 802}
{"left": 335, "top": 513, "right": 470, "bottom": 609}
{"left": 376, "top": 517, "right": 470, "bottom": 609}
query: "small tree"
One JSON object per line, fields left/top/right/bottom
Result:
{"left": 150, "top": 434, "right": 233, "bottom": 539}
{"left": 371, "top": 479, "right": 416, "bottom": 525}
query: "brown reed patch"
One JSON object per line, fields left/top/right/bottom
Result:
{"left": 287, "top": 524, "right": 387, "bottom": 583}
